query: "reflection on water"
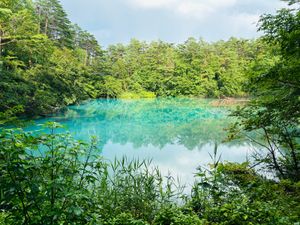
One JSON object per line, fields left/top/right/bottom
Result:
{"left": 26, "top": 98, "right": 255, "bottom": 185}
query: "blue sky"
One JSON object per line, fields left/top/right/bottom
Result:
{"left": 60, "top": 0, "right": 287, "bottom": 47}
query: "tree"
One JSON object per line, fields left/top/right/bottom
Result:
{"left": 0, "top": 0, "right": 37, "bottom": 59}
{"left": 35, "top": 0, "right": 74, "bottom": 48}
{"left": 72, "top": 24, "right": 102, "bottom": 66}
{"left": 232, "top": 1, "right": 300, "bottom": 181}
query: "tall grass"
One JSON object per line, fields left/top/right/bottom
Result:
{"left": 1, "top": 122, "right": 299, "bottom": 224}
{"left": 0, "top": 123, "right": 184, "bottom": 224}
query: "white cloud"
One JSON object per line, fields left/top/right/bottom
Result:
{"left": 229, "top": 13, "right": 260, "bottom": 35}
{"left": 60, "top": 0, "right": 285, "bottom": 46}
{"left": 128, "top": 0, "right": 177, "bottom": 9}
{"left": 127, "top": 0, "right": 238, "bottom": 19}
{"left": 92, "top": 29, "right": 112, "bottom": 40}
{"left": 176, "top": 1, "right": 214, "bottom": 19}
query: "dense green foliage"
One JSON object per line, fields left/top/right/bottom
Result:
{"left": 103, "top": 38, "right": 273, "bottom": 99}
{"left": 0, "top": 0, "right": 277, "bottom": 118}
{"left": 0, "top": 123, "right": 183, "bottom": 224}
{"left": 0, "top": 0, "right": 104, "bottom": 116}
{"left": 94, "top": 36, "right": 273, "bottom": 100}
{"left": 191, "top": 161, "right": 300, "bottom": 224}
{"left": 231, "top": 1, "right": 300, "bottom": 182}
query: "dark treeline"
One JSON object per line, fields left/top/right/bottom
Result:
{"left": 0, "top": 0, "right": 277, "bottom": 117}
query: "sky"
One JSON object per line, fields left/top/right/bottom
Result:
{"left": 59, "top": 0, "right": 287, "bottom": 47}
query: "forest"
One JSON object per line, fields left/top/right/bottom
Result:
{"left": 0, "top": 0, "right": 299, "bottom": 224}
{"left": 0, "top": 0, "right": 279, "bottom": 117}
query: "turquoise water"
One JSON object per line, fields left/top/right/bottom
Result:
{"left": 26, "top": 98, "right": 254, "bottom": 185}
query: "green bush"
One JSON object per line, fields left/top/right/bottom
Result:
{"left": 119, "top": 91, "right": 156, "bottom": 99}
{"left": 0, "top": 123, "right": 299, "bottom": 224}
{"left": 96, "top": 76, "right": 123, "bottom": 98}
{"left": 0, "top": 123, "right": 182, "bottom": 224}
{"left": 106, "top": 213, "right": 149, "bottom": 225}
{"left": 153, "top": 206, "right": 204, "bottom": 225}
{"left": 190, "top": 162, "right": 300, "bottom": 225}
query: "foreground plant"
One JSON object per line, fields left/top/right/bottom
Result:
{"left": 230, "top": 1, "right": 300, "bottom": 182}
{"left": 190, "top": 162, "right": 300, "bottom": 224}
{"left": 0, "top": 122, "right": 183, "bottom": 224}
{"left": 0, "top": 122, "right": 299, "bottom": 224}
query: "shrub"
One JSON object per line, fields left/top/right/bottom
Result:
{"left": 191, "top": 162, "right": 300, "bottom": 224}
{"left": 0, "top": 123, "right": 182, "bottom": 224}
{"left": 153, "top": 206, "right": 204, "bottom": 225}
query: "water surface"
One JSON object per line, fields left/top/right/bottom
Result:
{"left": 27, "top": 98, "right": 254, "bottom": 186}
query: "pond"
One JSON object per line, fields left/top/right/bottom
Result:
{"left": 26, "top": 98, "right": 255, "bottom": 187}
